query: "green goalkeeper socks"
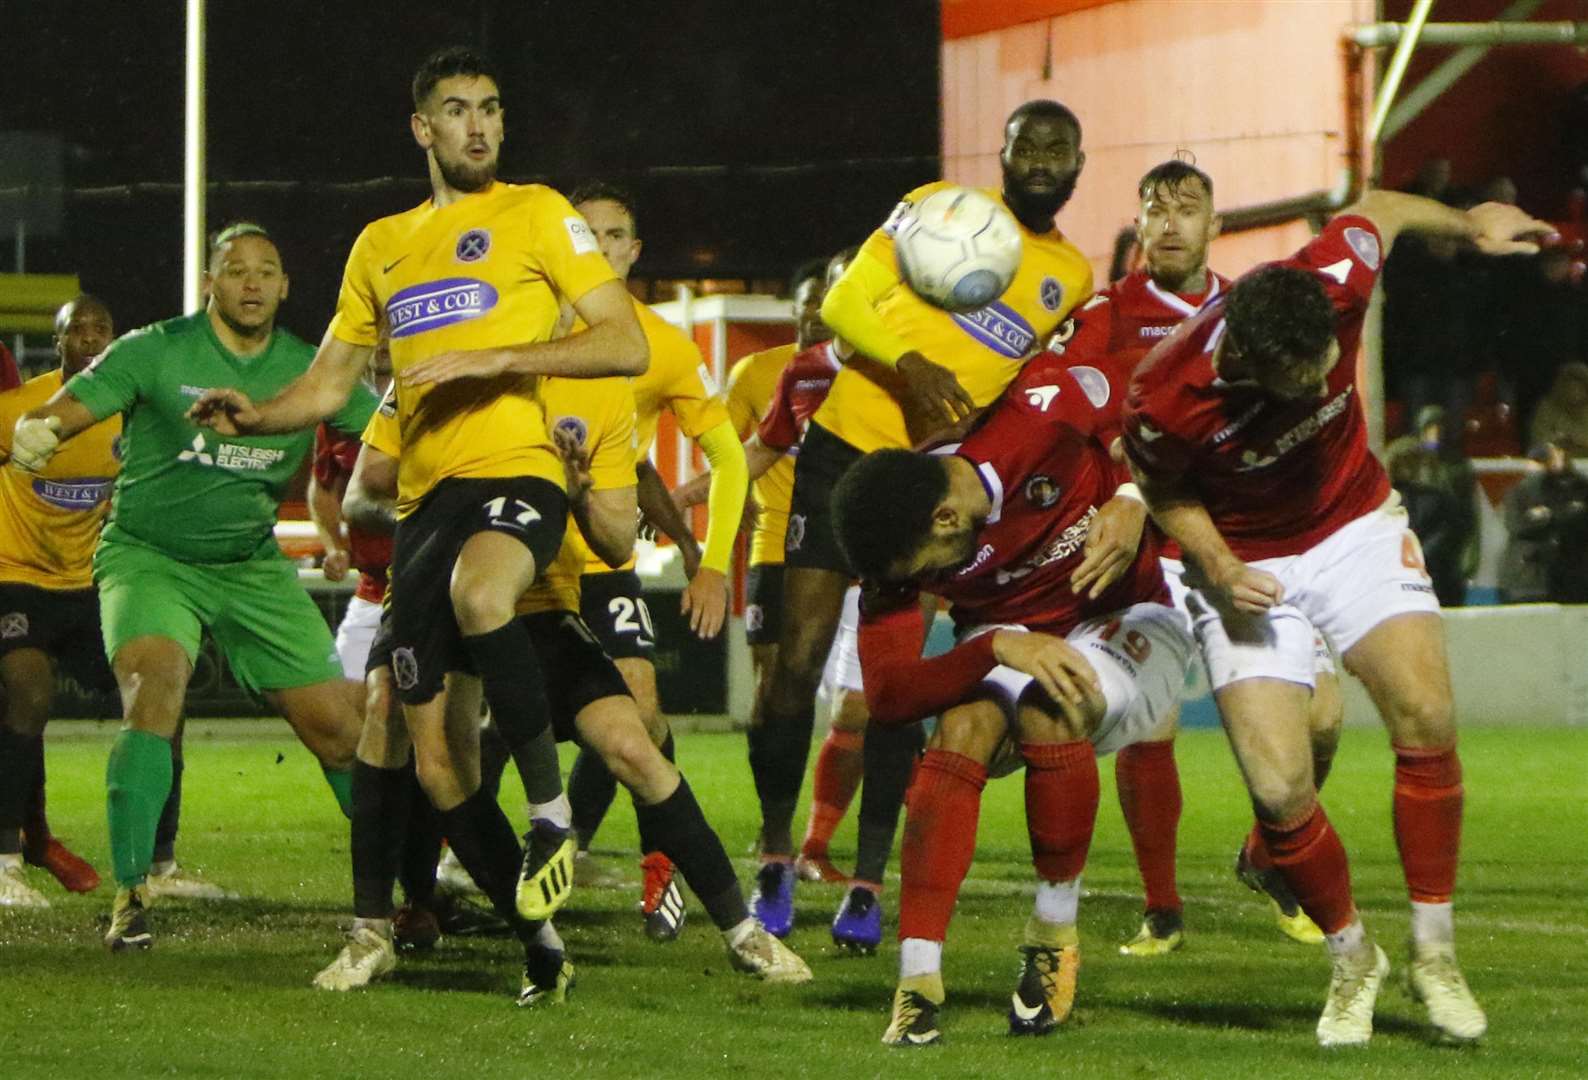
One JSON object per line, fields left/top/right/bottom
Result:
{"left": 321, "top": 764, "right": 354, "bottom": 820}
{"left": 106, "top": 729, "right": 174, "bottom": 888}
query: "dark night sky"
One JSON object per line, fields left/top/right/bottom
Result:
{"left": 2, "top": 0, "right": 940, "bottom": 342}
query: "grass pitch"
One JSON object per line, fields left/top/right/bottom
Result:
{"left": 1, "top": 724, "right": 1584, "bottom": 1079}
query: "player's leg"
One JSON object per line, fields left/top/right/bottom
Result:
{"left": 884, "top": 696, "right": 1006, "bottom": 1047}
{"left": 0, "top": 645, "right": 56, "bottom": 908}
{"left": 1342, "top": 612, "right": 1484, "bottom": 1042}
{"left": 143, "top": 720, "right": 234, "bottom": 901}
{"left": 1114, "top": 705, "right": 1184, "bottom": 956}
{"left": 795, "top": 572, "right": 864, "bottom": 883}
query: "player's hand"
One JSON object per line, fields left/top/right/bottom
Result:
{"left": 187, "top": 388, "right": 259, "bottom": 435}
{"left": 680, "top": 566, "right": 727, "bottom": 639}
{"left": 991, "top": 629, "right": 1102, "bottom": 709}
{"left": 399, "top": 347, "right": 511, "bottom": 387}
{"left": 321, "top": 547, "right": 351, "bottom": 582}
{"left": 10, "top": 415, "right": 62, "bottom": 473}
{"left": 671, "top": 473, "right": 710, "bottom": 512}
{"left": 1467, "top": 201, "right": 1558, "bottom": 256}
{"left": 553, "top": 426, "right": 594, "bottom": 503}
{"left": 1072, "top": 494, "right": 1147, "bottom": 599}
{"left": 897, "top": 351, "right": 975, "bottom": 427}
{"left": 1204, "top": 555, "right": 1284, "bottom": 614}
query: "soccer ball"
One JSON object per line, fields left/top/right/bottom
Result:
{"left": 893, "top": 186, "right": 1023, "bottom": 312}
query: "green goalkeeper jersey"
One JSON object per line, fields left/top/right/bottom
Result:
{"left": 67, "top": 312, "right": 377, "bottom": 563}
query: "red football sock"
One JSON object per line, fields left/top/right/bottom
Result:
{"left": 1392, "top": 744, "right": 1463, "bottom": 903}
{"left": 800, "top": 728, "right": 864, "bottom": 857}
{"left": 897, "top": 749, "right": 986, "bottom": 943}
{"left": 1259, "top": 801, "right": 1356, "bottom": 934}
{"left": 1023, "top": 741, "right": 1099, "bottom": 884}
{"left": 1242, "top": 821, "right": 1272, "bottom": 871}
{"left": 1115, "top": 740, "right": 1182, "bottom": 912}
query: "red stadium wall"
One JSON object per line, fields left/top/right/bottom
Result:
{"left": 941, "top": 0, "right": 1377, "bottom": 283}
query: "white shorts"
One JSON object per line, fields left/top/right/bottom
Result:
{"left": 965, "top": 601, "right": 1193, "bottom": 759}
{"left": 1161, "top": 559, "right": 1336, "bottom": 681}
{"left": 335, "top": 594, "right": 383, "bottom": 680}
{"left": 820, "top": 584, "right": 865, "bottom": 694}
{"left": 1176, "top": 501, "right": 1436, "bottom": 693}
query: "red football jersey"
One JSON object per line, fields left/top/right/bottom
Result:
{"left": 312, "top": 422, "right": 392, "bottom": 604}
{"left": 929, "top": 352, "right": 1165, "bottom": 636}
{"left": 756, "top": 341, "right": 840, "bottom": 453}
{"left": 1122, "top": 216, "right": 1390, "bottom": 561}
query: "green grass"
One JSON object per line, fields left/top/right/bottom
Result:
{"left": 1, "top": 725, "right": 1585, "bottom": 1079}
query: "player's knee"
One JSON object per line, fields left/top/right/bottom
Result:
{"left": 1385, "top": 687, "right": 1454, "bottom": 748}
{"left": 1246, "top": 765, "right": 1316, "bottom": 824}
{"left": 931, "top": 703, "right": 1006, "bottom": 765}
{"left": 449, "top": 575, "right": 514, "bottom": 636}
{"left": 2, "top": 682, "right": 52, "bottom": 734}
{"left": 412, "top": 749, "right": 465, "bottom": 809}
{"left": 587, "top": 712, "right": 667, "bottom": 794}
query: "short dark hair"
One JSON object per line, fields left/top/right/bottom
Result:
{"left": 788, "top": 258, "right": 827, "bottom": 297}
{"left": 54, "top": 293, "right": 111, "bottom": 335}
{"left": 832, "top": 449, "right": 950, "bottom": 582}
{"left": 1224, "top": 266, "right": 1336, "bottom": 375}
{"left": 1138, "top": 156, "right": 1213, "bottom": 202}
{"left": 568, "top": 181, "right": 639, "bottom": 237}
{"left": 207, "top": 221, "right": 274, "bottom": 264}
{"left": 1005, "top": 99, "right": 1081, "bottom": 143}
{"left": 412, "top": 46, "right": 499, "bottom": 111}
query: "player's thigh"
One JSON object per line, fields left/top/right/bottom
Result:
{"left": 358, "top": 665, "right": 411, "bottom": 768}
{"left": 1071, "top": 602, "right": 1194, "bottom": 757}
{"left": 266, "top": 678, "right": 361, "bottom": 767}
{"left": 771, "top": 566, "right": 850, "bottom": 693}
{"left": 782, "top": 422, "right": 861, "bottom": 577}
{"left": 209, "top": 553, "right": 344, "bottom": 698}
{"left": 1342, "top": 612, "right": 1454, "bottom": 748}
{"left": 448, "top": 478, "right": 569, "bottom": 633}
{"left": 928, "top": 694, "right": 1011, "bottom": 768}
{"left": 334, "top": 595, "right": 384, "bottom": 681}
{"left": 1213, "top": 677, "right": 1318, "bottom": 821}
{"left": 522, "top": 611, "right": 632, "bottom": 746}
{"left": 94, "top": 539, "right": 207, "bottom": 678}
{"left": 0, "top": 646, "right": 55, "bottom": 734}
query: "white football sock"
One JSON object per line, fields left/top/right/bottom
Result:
{"left": 899, "top": 937, "right": 944, "bottom": 978}
{"left": 1410, "top": 901, "right": 1454, "bottom": 948}
{"left": 1033, "top": 876, "right": 1082, "bottom": 927}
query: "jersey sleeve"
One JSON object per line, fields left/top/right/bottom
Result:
{"left": 857, "top": 598, "right": 1000, "bottom": 727}
{"left": 326, "top": 225, "right": 383, "bottom": 348}
{"left": 756, "top": 362, "right": 803, "bottom": 452}
{"left": 65, "top": 332, "right": 150, "bottom": 421}
{"left": 361, "top": 387, "right": 401, "bottom": 458}
{"left": 724, "top": 356, "right": 763, "bottom": 439}
{"left": 1121, "top": 385, "right": 1196, "bottom": 481}
{"left": 311, "top": 424, "right": 340, "bottom": 487}
{"left": 654, "top": 327, "right": 730, "bottom": 439}
{"left": 527, "top": 188, "right": 621, "bottom": 307}
{"left": 587, "top": 384, "right": 638, "bottom": 491}
{"left": 329, "top": 380, "right": 379, "bottom": 437}
{"left": 1289, "top": 215, "right": 1383, "bottom": 317}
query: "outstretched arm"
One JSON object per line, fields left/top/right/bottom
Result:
{"left": 1342, "top": 189, "right": 1554, "bottom": 257}
{"left": 188, "top": 331, "right": 372, "bottom": 436}
{"left": 10, "top": 391, "right": 103, "bottom": 472}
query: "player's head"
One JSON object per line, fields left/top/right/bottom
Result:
{"left": 788, "top": 258, "right": 829, "bottom": 348}
{"left": 52, "top": 294, "right": 113, "bottom": 377}
{"left": 204, "top": 222, "right": 288, "bottom": 339}
{"left": 1223, "top": 266, "right": 1339, "bottom": 402}
{"left": 834, "top": 449, "right": 980, "bottom": 584}
{"left": 1001, "top": 99, "right": 1085, "bottom": 221}
{"left": 826, "top": 246, "right": 858, "bottom": 290}
{"left": 1136, "top": 157, "right": 1220, "bottom": 288}
{"left": 410, "top": 46, "right": 503, "bottom": 195}
{"left": 571, "top": 181, "right": 641, "bottom": 281}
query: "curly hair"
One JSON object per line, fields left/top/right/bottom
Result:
{"left": 1224, "top": 265, "right": 1336, "bottom": 378}
{"left": 831, "top": 449, "right": 949, "bottom": 582}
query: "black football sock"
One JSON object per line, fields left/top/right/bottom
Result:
{"left": 633, "top": 777, "right": 749, "bottom": 930}
{"left": 568, "top": 745, "right": 618, "bottom": 850}
{"left": 748, "top": 704, "right": 816, "bottom": 854}
{"left": 0, "top": 727, "right": 43, "bottom": 855}
{"left": 398, "top": 764, "right": 444, "bottom": 909}
{"left": 853, "top": 722, "right": 924, "bottom": 886}
{"left": 351, "top": 760, "right": 412, "bottom": 919}
{"left": 462, "top": 621, "right": 551, "bottom": 745}
{"left": 513, "top": 727, "right": 565, "bottom": 810}
{"left": 628, "top": 730, "right": 676, "bottom": 855}
{"left": 151, "top": 751, "right": 184, "bottom": 865}
{"left": 21, "top": 732, "right": 47, "bottom": 847}
{"left": 478, "top": 720, "right": 510, "bottom": 804}
{"left": 437, "top": 787, "right": 540, "bottom": 945}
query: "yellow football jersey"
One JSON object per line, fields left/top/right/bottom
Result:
{"left": 574, "top": 297, "right": 732, "bottom": 576}
{"left": 329, "top": 181, "right": 618, "bottom": 517}
{"left": 726, "top": 344, "right": 796, "bottom": 567}
{"left": 814, "top": 180, "right": 1094, "bottom": 453}
{"left": 0, "top": 371, "right": 121, "bottom": 589}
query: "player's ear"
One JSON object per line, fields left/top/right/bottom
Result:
{"left": 278, "top": 273, "right": 290, "bottom": 303}
{"left": 631, "top": 237, "right": 642, "bottom": 264}
{"left": 410, "top": 111, "right": 431, "bottom": 150}
{"left": 1208, "top": 213, "right": 1223, "bottom": 243}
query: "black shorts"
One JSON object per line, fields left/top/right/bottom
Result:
{"left": 785, "top": 421, "right": 862, "bottom": 574}
{"left": 743, "top": 562, "right": 784, "bottom": 646}
{"left": 388, "top": 476, "right": 568, "bottom": 704}
{"left": 519, "top": 611, "right": 632, "bottom": 743}
{"left": 0, "top": 583, "right": 116, "bottom": 693}
{"left": 578, "top": 569, "right": 655, "bottom": 659}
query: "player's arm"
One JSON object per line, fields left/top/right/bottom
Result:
{"left": 1340, "top": 189, "right": 1553, "bottom": 256}
{"left": 674, "top": 419, "right": 748, "bottom": 640}
{"left": 822, "top": 233, "right": 974, "bottom": 424}
{"left": 307, "top": 469, "right": 351, "bottom": 582}
{"left": 674, "top": 434, "right": 781, "bottom": 510}
{"left": 636, "top": 459, "right": 702, "bottom": 577}
{"left": 399, "top": 279, "right": 648, "bottom": 387}
{"left": 555, "top": 430, "right": 636, "bottom": 570}
{"left": 188, "top": 332, "right": 373, "bottom": 436}
{"left": 9, "top": 391, "right": 99, "bottom": 472}
{"left": 344, "top": 443, "right": 398, "bottom": 536}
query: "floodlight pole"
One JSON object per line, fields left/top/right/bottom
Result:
{"left": 183, "top": 0, "right": 206, "bottom": 313}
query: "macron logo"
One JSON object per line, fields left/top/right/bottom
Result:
{"left": 1024, "top": 385, "right": 1060, "bottom": 411}
{"left": 177, "top": 434, "right": 214, "bottom": 466}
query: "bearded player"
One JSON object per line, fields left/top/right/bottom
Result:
{"left": 747, "top": 100, "right": 1095, "bottom": 937}
{"left": 1122, "top": 189, "right": 1551, "bottom": 1046}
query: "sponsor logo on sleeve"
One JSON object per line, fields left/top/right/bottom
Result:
{"left": 564, "top": 216, "right": 599, "bottom": 255}
{"left": 1068, "top": 365, "right": 1111, "bottom": 409}
{"left": 1343, "top": 227, "right": 1380, "bottom": 270}
{"left": 455, "top": 229, "right": 492, "bottom": 263}
{"left": 881, "top": 199, "right": 914, "bottom": 237}
{"left": 950, "top": 302, "right": 1036, "bottom": 359}
{"left": 385, "top": 278, "right": 499, "bottom": 339}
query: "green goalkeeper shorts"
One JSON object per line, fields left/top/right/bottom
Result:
{"left": 95, "top": 535, "right": 343, "bottom": 694}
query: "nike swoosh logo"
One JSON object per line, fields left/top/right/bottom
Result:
{"left": 382, "top": 255, "right": 409, "bottom": 274}
{"left": 1009, "top": 994, "right": 1044, "bottom": 1021}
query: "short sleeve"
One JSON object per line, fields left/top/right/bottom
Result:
{"left": 660, "top": 344, "right": 730, "bottom": 440}
{"left": 330, "top": 380, "right": 379, "bottom": 437}
{"left": 724, "top": 357, "right": 763, "bottom": 438}
{"left": 756, "top": 364, "right": 803, "bottom": 452}
{"left": 1121, "top": 394, "right": 1195, "bottom": 480}
{"left": 65, "top": 332, "right": 149, "bottom": 421}
{"left": 1289, "top": 215, "right": 1383, "bottom": 315}
{"left": 361, "top": 387, "right": 401, "bottom": 457}
{"left": 326, "top": 225, "right": 382, "bottom": 348}
{"left": 527, "top": 188, "right": 621, "bottom": 307}
{"left": 958, "top": 360, "right": 1101, "bottom": 481}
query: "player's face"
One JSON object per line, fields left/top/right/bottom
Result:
{"left": 205, "top": 234, "right": 288, "bottom": 337}
{"left": 1001, "top": 114, "right": 1084, "bottom": 218}
{"left": 1259, "top": 339, "right": 1341, "bottom": 403}
{"left": 413, "top": 75, "right": 503, "bottom": 194}
{"left": 1137, "top": 179, "right": 1220, "bottom": 285}
{"left": 577, "top": 199, "right": 641, "bottom": 281}
{"left": 793, "top": 276, "right": 829, "bottom": 346}
{"left": 53, "top": 299, "right": 113, "bottom": 376}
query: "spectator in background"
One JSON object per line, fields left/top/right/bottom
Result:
{"left": 1385, "top": 405, "right": 1480, "bottom": 606}
{"left": 1529, "top": 361, "right": 1588, "bottom": 456}
{"left": 1499, "top": 440, "right": 1588, "bottom": 603}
